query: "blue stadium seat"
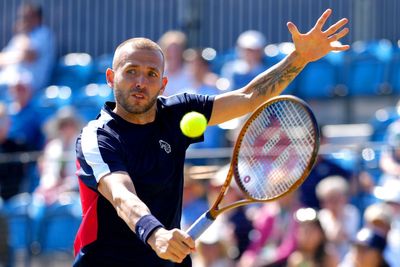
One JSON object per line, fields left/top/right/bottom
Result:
{"left": 72, "top": 83, "right": 114, "bottom": 122}
{"left": 2, "top": 193, "right": 33, "bottom": 264}
{"left": 369, "top": 106, "right": 400, "bottom": 142}
{"left": 296, "top": 57, "right": 338, "bottom": 99}
{"left": 37, "top": 193, "right": 81, "bottom": 254}
{"left": 389, "top": 48, "right": 400, "bottom": 94}
{"left": 91, "top": 53, "right": 113, "bottom": 84}
{"left": 34, "top": 85, "right": 73, "bottom": 121}
{"left": 346, "top": 40, "right": 393, "bottom": 96}
{"left": 52, "top": 53, "right": 94, "bottom": 91}
{"left": 209, "top": 48, "right": 237, "bottom": 75}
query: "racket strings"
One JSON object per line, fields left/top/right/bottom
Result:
{"left": 236, "top": 100, "right": 317, "bottom": 200}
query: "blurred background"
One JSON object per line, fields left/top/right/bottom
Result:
{"left": 0, "top": 0, "right": 399, "bottom": 266}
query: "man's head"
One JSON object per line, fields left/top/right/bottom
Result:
{"left": 236, "top": 30, "right": 266, "bottom": 66}
{"left": 352, "top": 228, "right": 387, "bottom": 267}
{"left": 106, "top": 38, "right": 168, "bottom": 120}
{"left": 158, "top": 31, "right": 187, "bottom": 71}
{"left": 16, "top": 2, "right": 43, "bottom": 33}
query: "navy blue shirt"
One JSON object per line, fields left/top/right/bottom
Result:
{"left": 74, "top": 93, "right": 214, "bottom": 267}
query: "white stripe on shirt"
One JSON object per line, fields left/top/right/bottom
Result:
{"left": 81, "top": 109, "right": 113, "bottom": 182}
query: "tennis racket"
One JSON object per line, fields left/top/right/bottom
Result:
{"left": 186, "top": 95, "right": 320, "bottom": 240}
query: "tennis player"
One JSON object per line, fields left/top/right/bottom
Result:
{"left": 73, "top": 9, "right": 349, "bottom": 267}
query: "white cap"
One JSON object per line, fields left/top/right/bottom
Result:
{"left": 237, "top": 30, "right": 266, "bottom": 50}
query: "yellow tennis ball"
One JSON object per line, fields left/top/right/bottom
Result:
{"left": 180, "top": 111, "right": 207, "bottom": 138}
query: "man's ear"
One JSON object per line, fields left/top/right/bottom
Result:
{"left": 106, "top": 68, "right": 114, "bottom": 89}
{"left": 160, "top": 77, "right": 168, "bottom": 95}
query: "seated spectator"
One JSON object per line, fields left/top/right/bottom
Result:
{"left": 0, "top": 2, "right": 55, "bottom": 95}
{"left": 221, "top": 30, "right": 268, "bottom": 90}
{"left": 7, "top": 73, "right": 45, "bottom": 152}
{"left": 300, "top": 133, "right": 352, "bottom": 209}
{"left": 192, "top": 220, "right": 235, "bottom": 267}
{"left": 339, "top": 228, "right": 389, "bottom": 267}
{"left": 238, "top": 192, "right": 300, "bottom": 267}
{"left": 363, "top": 202, "right": 393, "bottom": 236}
{"left": 181, "top": 165, "right": 209, "bottom": 231}
{"left": 34, "top": 106, "right": 82, "bottom": 204}
{"left": 158, "top": 30, "right": 194, "bottom": 96}
{"left": 28, "top": 106, "right": 81, "bottom": 251}
{"left": 287, "top": 207, "right": 338, "bottom": 267}
{"left": 373, "top": 179, "right": 400, "bottom": 267}
{"left": 207, "top": 164, "right": 254, "bottom": 261}
{"left": 316, "top": 175, "right": 360, "bottom": 260}
{"left": 0, "top": 102, "right": 28, "bottom": 200}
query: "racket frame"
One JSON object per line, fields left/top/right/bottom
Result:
{"left": 209, "top": 95, "right": 320, "bottom": 219}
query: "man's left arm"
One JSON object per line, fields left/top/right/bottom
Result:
{"left": 208, "top": 9, "right": 349, "bottom": 126}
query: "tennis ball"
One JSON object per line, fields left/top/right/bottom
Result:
{"left": 180, "top": 111, "right": 207, "bottom": 138}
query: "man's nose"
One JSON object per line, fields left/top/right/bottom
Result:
{"left": 135, "top": 75, "right": 146, "bottom": 88}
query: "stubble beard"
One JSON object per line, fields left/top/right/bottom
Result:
{"left": 114, "top": 88, "right": 159, "bottom": 115}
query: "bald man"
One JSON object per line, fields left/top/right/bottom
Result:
{"left": 73, "top": 9, "right": 349, "bottom": 267}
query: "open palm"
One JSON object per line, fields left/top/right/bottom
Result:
{"left": 288, "top": 9, "right": 350, "bottom": 63}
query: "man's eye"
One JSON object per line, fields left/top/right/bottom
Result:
{"left": 149, "top": 72, "right": 157, "bottom": 77}
{"left": 127, "top": 69, "right": 136, "bottom": 74}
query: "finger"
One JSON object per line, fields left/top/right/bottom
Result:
{"left": 287, "top": 22, "right": 301, "bottom": 37}
{"left": 315, "top": 9, "right": 332, "bottom": 30}
{"left": 180, "top": 234, "right": 195, "bottom": 251}
{"left": 324, "top": 18, "right": 349, "bottom": 36}
{"left": 331, "top": 44, "right": 350, "bottom": 51}
{"left": 170, "top": 239, "right": 191, "bottom": 257}
{"left": 328, "top": 28, "right": 349, "bottom": 42}
{"left": 168, "top": 251, "right": 184, "bottom": 263}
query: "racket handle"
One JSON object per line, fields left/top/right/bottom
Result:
{"left": 186, "top": 211, "right": 215, "bottom": 240}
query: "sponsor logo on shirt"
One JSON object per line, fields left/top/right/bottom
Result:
{"left": 159, "top": 140, "right": 171, "bottom": 154}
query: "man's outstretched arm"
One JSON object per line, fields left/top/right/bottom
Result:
{"left": 209, "top": 9, "right": 349, "bottom": 126}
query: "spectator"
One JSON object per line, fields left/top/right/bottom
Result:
{"left": 299, "top": 133, "right": 352, "bottom": 209}
{"left": 181, "top": 165, "right": 209, "bottom": 231}
{"left": 339, "top": 227, "right": 389, "bottom": 267}
{"left": 374, "top": 179, "right": 400, "bottom": 267}
{"left": 183, "top": 48, "right": 220, "bottom": 95}
{"left": 7, "top": 73, "right": 45, "bottom": 151}
{"left": 210, "top": 164, "right": 254, "bottom": 261}
{"left": 0, "top": 102, "right": 28, "bottom": 200}
{"left": 158, "top": 30, "right": 194, "bottom": 96}
{"left": 316, "top": 175, "right": 360, "bottom": 260}
{"left": 363, "top": 202, "right": 392, "bottom": 236}
{"left": 238, "top": 192, "right": 300, "bottom": 267}
{"left": 287, "top": 207, "right": 338, "bottom": 267}
{"left": 221, "top": 30, "right": 269, "bottom": 90}
{"left": 0, "top": 2, "right": 55, "bottom": 95}
{"left": 29, "top": 106, "right": 81, "bottom": 251}
{"left": 192, "top": 220, "right": 235, "bottom": 267}
{"left": 34, "top": 106, "right": 82, "bottom": 204}
{"left": 184, "top": 48, "right": 228, "bottom": 164}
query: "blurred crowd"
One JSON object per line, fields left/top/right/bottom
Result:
{"left": 0, "top": 2, "right": 399, "bottom": 267}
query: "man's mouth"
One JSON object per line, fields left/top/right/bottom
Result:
{"left": 131, "top": 93, "right": 145, "bottom": 99}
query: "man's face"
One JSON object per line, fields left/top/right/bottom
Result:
{"left": 109, "top": 48, "right": 167, "bottom": 115}
{"left": 16, "top": 6, "right": 39, "bottom": 33}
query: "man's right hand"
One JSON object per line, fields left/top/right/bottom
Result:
{"left": 147, "top": 228, "right": 195, "bottom": 263}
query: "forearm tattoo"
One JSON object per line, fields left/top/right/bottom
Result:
{"left": 251, "top": 58, "right": 303, "bottom": 97}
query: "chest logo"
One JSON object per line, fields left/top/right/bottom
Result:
{"left": 159, "top": 140, "right": 171, "bottom": 154}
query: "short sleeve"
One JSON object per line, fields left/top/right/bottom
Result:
{"left": 76, "top": 122, "right": 127, "bottom": 190}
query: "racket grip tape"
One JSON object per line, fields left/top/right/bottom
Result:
{"left": 186, "top": 211, "right": 215, "bottom": 240}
